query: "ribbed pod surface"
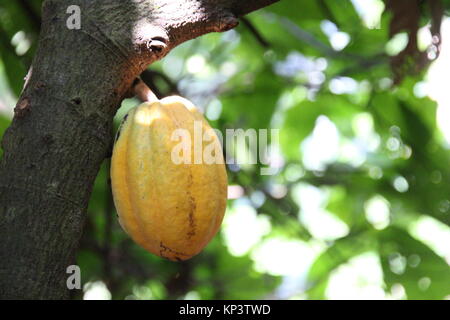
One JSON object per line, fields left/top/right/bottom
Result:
{"left": 111, "top": 96, "right": 227, "bottom": 261}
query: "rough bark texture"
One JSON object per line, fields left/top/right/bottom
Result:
{"left": 0, "top": 0, "right": 278, "bottom": 299}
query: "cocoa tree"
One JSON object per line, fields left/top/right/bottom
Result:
{"left": 0, "top": 0, "right": 278, "bottom": 300}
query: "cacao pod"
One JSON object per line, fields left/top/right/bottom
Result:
{"left": 111, "top": 96, "right": 228, "bottom": 261}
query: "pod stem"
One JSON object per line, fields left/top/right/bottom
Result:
{"left": 133, "top": 78, "right": 159, "bottom": 103}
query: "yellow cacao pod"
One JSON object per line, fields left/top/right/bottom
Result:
{"left": 111, "top": 96, "right": 228, "bottom": 261}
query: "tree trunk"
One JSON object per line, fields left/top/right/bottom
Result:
{"left": 0, "top": 0, "right": 278, "bottom": 299}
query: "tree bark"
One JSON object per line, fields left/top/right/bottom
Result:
{"left": 0, "top": 0, "right": 278, "bottom": 299}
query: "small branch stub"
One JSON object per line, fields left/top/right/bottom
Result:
{"left": 147, "top": 37, "right": 168, "bottom": 53}
{"left": 14, "top": 97, "right": 31, "bottom": 118}
{"left": 133, "top": 78, "right": 159, "bottom": 103}
{"left": 217, "top": 14, "right": 239, "bottom": 32}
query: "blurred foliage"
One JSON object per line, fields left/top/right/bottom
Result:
{"left": 1, "top": 0, "right": 450, "bottom": 300}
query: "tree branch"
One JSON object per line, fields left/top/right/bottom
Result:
{"left": 241, "top": 17, "right": 271, "bottom": 48}
{"left": 275, "top": 13, "right": 372, "bottom": 61}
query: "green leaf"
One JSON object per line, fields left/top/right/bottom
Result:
{"left": 326, "top": 185, "right": 366, "bottom": 227}
{"left": 307, "top": 231, "right": 375, "bottom": 299}
{"left": 378, "top": 226, "right": 450, "bottom": 299}
{"left": 281, "top": 94, "right": 360, "bottom": 160}
{"left": 198, "top": 238, "right": 281, "bottom": 299}
{"left": 221, "top": 66, "right": 284, "bottom": 130}
{"left": 0, "top": 41, "right": 26, "bottom": 96}
{"left": 0, "top": 114, "right": 11, "bottom": 159}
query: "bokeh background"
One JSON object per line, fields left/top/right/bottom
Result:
{"left": 1, "top": 0, "right": 450, "bottom": 300}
